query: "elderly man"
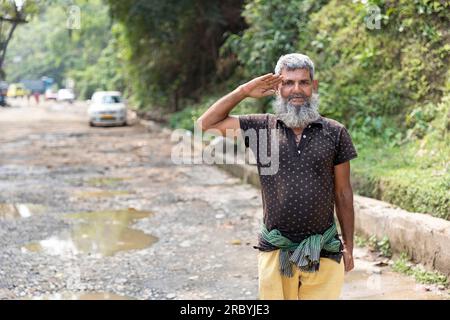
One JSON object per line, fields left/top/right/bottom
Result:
{"left": 197, "top": 53, "right": 357, "bottom": 300}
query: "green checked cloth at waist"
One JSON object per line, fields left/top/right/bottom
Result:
{"left": 260, "top": 223, "right": 341, "bottom": 277}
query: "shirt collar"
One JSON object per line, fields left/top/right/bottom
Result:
{"left": 275, "top": 114, "right": 324, "bottom": 128}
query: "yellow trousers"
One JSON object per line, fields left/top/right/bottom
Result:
{"left": 258, "top": 249, "right": 345, "bottom": 300}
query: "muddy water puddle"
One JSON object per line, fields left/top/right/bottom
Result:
{"left": 343, "top": 269, "right": 449, "bottom": 300}
{"left": 73, "top": 190, "right": 131, "bottom": 198}
{"left": 23, "top": 209, "right": 157, "bottom": 257}
{"left": 85, "top": 177, "right": 131, "bottom": 187}
{"left": 0, "top": 203, "right": 47, "bottom": 219}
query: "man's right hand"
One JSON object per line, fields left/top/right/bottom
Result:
{"left": 239, "top": 73, "right": 283, "bottom": 99}
{"left": 197, "top": 73, "right": 282, "bottom": 136}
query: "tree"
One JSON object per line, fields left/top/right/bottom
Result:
{"left": 106, "top": 0, "right": 246, "bottom": 111}
{"left": 5, "top": 0, "right": 121, "bottom": 99}
{"left": 0, "top": 0, "right": 42, "bottom": 80}
{"left": 221, "top": 0, "right": 329, "bottom": 112}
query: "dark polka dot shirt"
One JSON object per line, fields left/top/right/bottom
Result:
{"left": 239, "top": 113, "right": 358, "bottom": 251}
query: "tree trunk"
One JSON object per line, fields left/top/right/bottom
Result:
{"left": 0, "top": 8, "right": 27, "bottom": 79}
{"left": 173, "top": 89, "right": 179, "bottom": 112}
{"left": 0, "top": 21, "right": 18, "bottom": 79}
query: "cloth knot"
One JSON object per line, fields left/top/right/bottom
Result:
{"left": 260, "top": 223, "right": 341, "bottom": 277}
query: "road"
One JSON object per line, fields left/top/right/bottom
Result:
{"left": 0, "top": 98, "right": 447, "bottom": 300}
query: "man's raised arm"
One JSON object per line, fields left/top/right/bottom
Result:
{"left": 196, "top": 73, "right": 282, "bottom": 137}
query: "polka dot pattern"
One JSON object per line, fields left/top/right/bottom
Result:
{"left": 239, "top": 113, "right": 358, "bottom": 244}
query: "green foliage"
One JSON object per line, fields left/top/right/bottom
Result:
{"left": 218, "top": 0, "right": 449, "bottom": 218}
{"left": 393, "top": 252, "right": 448, "bottom": 286}
{"left": 392, "top": 253, "right": 413, "bottom": 274}
{"left": 377, "top": 236, "right": 392, "bottom": 258}
{"left": 169, "top": 101, "right": 212, "bottom": 132}
{"left": 5, "top": 5, "right": 67, "bottom": 83}
{"left": 5, "top": 0, "right": 122, "bottom": 99}
{"left": 0, "top": 0, "right": 47, "bottom": 79}
{"left": 69, "top": 23, "right": 126, "bottom": 100}
{"left": 351, "top": 93, "right": 449, "bottom": 219}
{"left": 367, "top": 235, "right": 378, "bottom": 251}
{"left": 220, "top": 0, "right": 328, "bottom": 112}
{"left": 222, "top": 0, "right": 328, "bottom": 76}
{"left": 355, "top": 234, "right": 368, "bottom": 247}
{"left": 4, "top": 0, "right": 448, "bottom": 219}
{"left": 107, "top": 0, "right": 246, "bottom": 110}
{"left": 299, "top": 0, "right": 449, "bottom": 128}
{"left": 169, "top": 92, "right": 261, "bottom": 131}
{"left": 352, "top": 154, "right": 449, "bottom": 220}
{"left": 359, "top": 234, "right": 392, "bottom": 257}
{"left": 224, "top": 0, "right": 301, "bottom": 75}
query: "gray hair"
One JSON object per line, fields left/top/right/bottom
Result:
{"left": 273, "top": 93, "right": 320, "bottom": 128}
{"left": 274, "top": 53, "right": 315, "bottom": 80}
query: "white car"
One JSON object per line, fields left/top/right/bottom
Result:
{"left": 57, "top": 88, "right": 75, "bottom": 103}
{"left": 87, "top": 91, "right": 127, "bottom": 127}
{"left": 45, "top": 88, "right": 58, "bottom": 100}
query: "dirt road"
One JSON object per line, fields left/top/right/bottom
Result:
{"left": 0, "top": 99, "right": 447, "bottom": 300}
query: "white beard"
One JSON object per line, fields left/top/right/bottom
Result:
{"left": 273, "top": 92, "right": 320, "bottom": 128}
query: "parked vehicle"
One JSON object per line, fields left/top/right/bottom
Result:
{"left": 0, "top": 95, "right": 6, "bottom": 106}
{"left": 57, "top": 88, "right": 75, "bottom": 103}
{"left": 87, "top": 91, "right": 127, "bottom": 127}
{"left": 0, "top": 81, "right": 7, "bottom": 106}
{"left": 7, "top": 83, "right": 27, "bottom": 98}
{"left": 45, "top": 88, "right": 58, "bottom": 100}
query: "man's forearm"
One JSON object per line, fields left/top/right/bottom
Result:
{"left": 197, "top": 86, "right": 247, "bottom": 130}
{"left": 335, "top": 188, "right": 355, "bottom": 249}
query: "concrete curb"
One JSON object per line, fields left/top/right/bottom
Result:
{"left": 140, "top": 121, "right": 450, "bottom": 276}
{"left": 215, "top": 153, "right": 450, "bottom": 276}
{"left": 354, "top": 197, "right": 450, "bottom": 276}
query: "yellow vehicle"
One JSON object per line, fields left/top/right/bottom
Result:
{"left": 7, "top": 83, "right": 27, "bottom": 98}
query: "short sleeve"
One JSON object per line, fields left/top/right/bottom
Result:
{"left": 334, "top": 127, "right": 358, "bottom": 165}
{"left": 239, "top": 114, "right": 268, "bottom": 149}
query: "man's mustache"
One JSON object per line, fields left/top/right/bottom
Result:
{"left": 287, "top": 94, "right": 308, "bottom": 101}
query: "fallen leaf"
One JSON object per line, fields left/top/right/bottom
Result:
{"left": 231, "top": 239, "right": 242, "bottom": 245}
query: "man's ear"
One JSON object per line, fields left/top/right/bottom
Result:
{"left": 313, "top": 79, "right": 319, "bottom": 93}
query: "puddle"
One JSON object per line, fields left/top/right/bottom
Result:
{"left": 343, "top": 269, "right": 449, "bottom": 300}
{"left": 74, "top": 190, "right": 130, "bottom": 198}
{"left": 23, "top": 209, "right": 157, "bottom": 257}
{"left": 85, "top": 177, "right": 128, "bottom": 187}
{"left": 27, "top": 292, "right": 132, "bottom": 300}
{"left": 0, "top": 203, "right": 47, "bottom": 219}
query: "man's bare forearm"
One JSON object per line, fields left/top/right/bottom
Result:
{"left": 335, "top": 188, "right": 355, "bottom": 249}
{"left": 197, "top": 73, "right": 281, "bottom": 130}
{"left": 197, "top": 86, "right": 247, "bottom": 130}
